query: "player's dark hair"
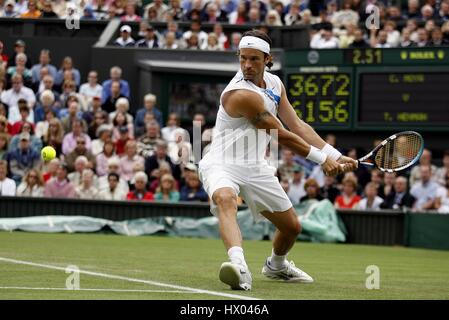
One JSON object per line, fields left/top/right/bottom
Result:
{"left": 241, "top": 29, "right": 273, "bottom": 69}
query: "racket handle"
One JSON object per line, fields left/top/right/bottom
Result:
{"left": 358, "top": 161, "right": 375, "bottom": 167}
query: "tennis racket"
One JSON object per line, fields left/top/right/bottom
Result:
{"left": 356, "top": 131, "right": 424, "bottom": 173}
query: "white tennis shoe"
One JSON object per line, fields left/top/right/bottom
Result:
{"left": 262, "top": 258, "right": 314, "bottom": 283}
{"left": 219, "top": 261, "right": 252, "bottom": 291}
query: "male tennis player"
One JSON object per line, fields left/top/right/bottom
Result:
{"left": 198, "top": 30, "right": 357, "bottom": 291}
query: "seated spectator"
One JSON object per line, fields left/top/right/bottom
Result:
{"left": 96, "top": 140, "right": 116, "bottom": 177}
{"left": 162, "top": 31, "right": 180, "bottom": 49}
{"left": 180, "top": 171, "right": 208, "bottom": 202}
{"left": 435, "top": 172, "right": 449, "bottom": 214}
{"left": 381, "top": 176, "right": 415, "bottom": 210}
{"left": 61, "top": 98, "right": 84, "bottom": 133}
{"left": 40, "top": 0, "right": 58, "bottom": 18}
{"left": 161, "top": 112, "right": 181, "bottom": 143}
{"left": 1, "top": 74, "right": 36, "bottom": 124}
{"left": 430, "top": 27, "right": 445, "bottom": 46}
{"left": 382, "top": 172, "right": 396, "bottom": 198}
{"left": 120, "top": 140, "right": 144, "bottom": 183}
{"left": 436, "top": 150, "right": 449, "bottom": 186}
{"left": 79, "top": 71, "right": 103, "bottom": 102}
{"left": 411, "top": 165, "right": 441, "bottom": 211}
{"left": 62, "top": 119, "right": 92, "bottom": 155}
{"left": 409, "top": 149, "right": 438, "bottom": 186}
{"left": 415, "top": 28, "right": 430, "bottom": 47}
{"left": 55, "top": 56, "right": 81, "bottom": 88}
{"left": 101, "top": 81, "right": 126, "bottom": 114}
{"left": 7, "top": 39, "right": 32, "bottom": 69}
{"left": 115, "top": 125, "right": 131, "bottom": 156}
{"left": 111, "top": 109, "right": 134, "bottom": 141}
{"left": 265, "top": 9, "right": 283, "bottom": 26}
{"left": 91, "top": 124, "right": 113, "bottom": 157}
{"left": 34, "top": 90, "right": 59, "bottom": 124}
{"left": 68, "top": 155, "right": 90, "bottom": 186}
{"left": 356, "top": 182, "right": 384, "bottom": 210}
{"left": 287, "top": 164, "right": 306, "bottom": 206}
{"left": 31, "top": 49, "right": 57, "bottom": 86}
{"left": 228, "top": 2, "right": 247, "bottom": 25}
{"left": 0, "top": 132, "right": 9, "bottom": 159}
{"left": 42, "top": 157, "right": 59, "bottom": 182}
{"left": 10, "top": 100, "right": 34, "bottom": 135}
{"left": 277, "top": 148, "right": 297, "bottom": 181}
{"left": 149, "top": 161, "right": 175, "bottom": 192}
{"left": 182, "top": 20, "right": 208, "bottom": 50}
{"left": 0, "top": 159, "right": 16, "bottom": 196}
{"left": 114, "top": 25, "right": 136, "bottom": 47}
{"left": 87, "top": 109, "right": 108, "bottom": 139}
{"left": 439, "top": 0, "right": 449, "bottom": 21}
{"left": 370, "top": 169, "right": 385, "bottom": 199}
{"left": 204, "top": 32, "right": 223, "bottom": 51}
{"left": 1, "top": 1, "right": 18, "bottom": 18}
{"left": 247, "top": 7, "right": 262, "bottom": 24}
{"left": 421, "top": 4, "right": 437, "bottom": 22}
{"left": 154, "top": 173, "right": 180, "bottom": 202}
{"left": 44, "top": 162, "right": 76, "bottom": 198}
{"left": 320, "top": 175, "right": 340, "bottom": 204}
{"left": 334, "top": 175, "right": 362, "bottom": 209}
{"left": 8, "top": 122, "right": 42, "bottom": 154}
{"left": 145, "top": 139, "right": 181, "bottom": 181}
{"left": 400, "top": 27, "right": 416, "bottom": 47}
{"left": 16, "top": 168, "right": 44, "bottom": 197}
{"left": 144, "top": 0, "right": 168, "bottom": 21}
{"left": 370, "top": 29, "right": 391, "bottom": 48}
{"left": 20, "top": 0, "right": 41, "bottom": 18}
{"left": 406, "top": 0, "right": 421, "bottom": 20}
{"left": 58, "top": 82, "right": 87, "bottom": 115}
{"left": 101, "top": 66, "right": 130, "bottom": 103}
{"left": 300, "top": 179, "right": 324, "bottom": 203}
{"left": 136, "top": 25, "right": 159, "bottom": 48}
{"left": 121, "top": 1, "right": 141, "bottom": 22}
{"left": 168, "top": 128, "right": 192, "bottom": 165}
{"left": 75, "top": 169, "right": 99, "bottom": 199}
{"left": 97, "top": 157, "right": 129, "bottom": 194}
{"left": 383, "top": 20, "right": 401, "bottom": 47}
{"left": 137, "top": 120, "right": 160, "bottom": 158}
{"left": 64, "top": 135, "right": 96, "bottom": 173}
{"left": 310, "top": 24, "right": 339, "bottom": 49}
{"left": 36, "top": 75, "right": 60, "bottom": 106}
{"left": 97, "top": 172, "right": 127, "bottom": 200}
{"left": 6, "top": 53, "right": 32, "bottom": 87}
{"left": 127, "top": 172, "right": 154, "bottom": 201}
{"left": 134, "top": 93, "right": 163, "bottom": 135}
{"left": 42, "top": 117, "right": 64, "bottom": 157}
{"left": 185, "top": 33, "right": 201, "bottom": 50}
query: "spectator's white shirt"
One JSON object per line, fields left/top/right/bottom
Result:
{"left": 309, "top": 165, "right": 325, "bottom": 188}
{"left": 97, "top": 175, "right": 129, "bottom": 194}
{"left": 161, "top": 125, "right": 181, "bottom": 143}
{"left": 183, "top": 30, "right": 209, "bottom": 50}
{"left": 387, "top": 30, "right": 401, "bottom": 47}
{"left": 7, "top": 106, "right": 34, "bottom": 124}
{"left": 97, "top": 188, "right": 127, "bottom": 201}
{"left": 435, "top": 167, "right": 449, "bottom": 186}
{"left": 410, "top": 180, "right": 441, "bottom": 210}
{"left": 1, "top": 86, "right": 36, "bottom": 121}
{"left": 91, "top": 139, "right": 105, "bottom": 157}
{"left": 0, "top": 177, "right": 17, "bottom": 196}
{"left": 409, "top": 165, "right": 438, "bottom": 186}
{"left": 376, "top": 43, "right": 391, "bottom": 48}
{"left": 15, "top": 1, "right": 28, "bottom": 15}
{"left": 436, "top": 187, "right": 449, "bottom": 214}
{"left": 75, "top": 185, "right": 99, "bottom": 199}
{"left": 356, "top": 196, "right": 384, "bottom": 210}
{"left": 79, "top": 83, "right": 103, "bottom": 101}
{"left": 331, "top": 9, "right": 359, "bottom": 28}
{"left": 35, "top": 120, "right": 49, "bottom": 139}
{"left": 287, "top": 179, "right": 306, "bottom": 205}
{"left": 310, "top": 33, "right": 339, "bottom": 49}
{"left": 114, "top": 37, "right": 135, "bottom": 47}
{"left": 16, "top": 183, "right": 44, "bottom": 197}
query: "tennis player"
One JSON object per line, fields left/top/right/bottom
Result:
{"left": 198, "top": 30, "right": 357, "bottom": 291}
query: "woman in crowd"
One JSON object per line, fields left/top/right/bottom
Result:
{"left": 75, "top": 169, "right": 99, "bottom": 199}
{"left": 299, "top": 179, "right": 324, "bottom": 203}
{"left": 96, "top": 140, "right": 116, "bottom": 177}
{"left": 126, "top": 171, "right": 154, "bottom": 201}
{"left": 154, "top": 173, "right": 180, "bottom": 202}
{"left": 16, "top": 168, "right": 45, "bottom": 197}
{"left": 334, "top": 175, "right": 362, "bottom": 209}
{"left": 42, "top": 117, "right": 64, "bottom": 156}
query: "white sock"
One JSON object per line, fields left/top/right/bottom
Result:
{"left": 228, "top": 246, "right": 247, "bottom": 267}
{"left": 269, "top": 249, "right": 287, "bottom": 270}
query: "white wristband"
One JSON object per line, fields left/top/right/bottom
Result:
{"left": 321, "top": 143, "right": 342, "bottom": 161}
{"left": 306, "top": 146, "right": 327, "bottom": 165}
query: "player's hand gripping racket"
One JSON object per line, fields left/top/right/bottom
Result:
{"left": 356, "top": 131, "right": 424, "bottom": 173}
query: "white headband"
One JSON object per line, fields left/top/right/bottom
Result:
{"left": 238, "top": 36, "right": 270, "bottom": 54}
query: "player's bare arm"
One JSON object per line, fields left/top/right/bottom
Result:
{"left": 222, "top": 89, "right": 342, "bottom": 176}
{"left": 277, "top": 83, "right": 358, "bottom": 170}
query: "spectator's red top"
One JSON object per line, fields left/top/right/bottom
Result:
{"left": 126, "top": 191, "right": 154, "bottom": 201}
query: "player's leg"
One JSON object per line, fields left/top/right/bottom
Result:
{"left": 260, "top": 208, "right": 314, "bottom": 283}
{"left": 213, "top": 187, "right": 252, "bottom": 290}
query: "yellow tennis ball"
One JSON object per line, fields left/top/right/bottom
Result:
{"left": 41, "top": 146, "right": 56, "bottom": 161}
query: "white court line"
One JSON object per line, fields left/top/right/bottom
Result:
{"left": 0, "top": 257, "right": 259, "bottom": 300}
{"left": 0, "top": 286, "right": 202, "bottom": 294}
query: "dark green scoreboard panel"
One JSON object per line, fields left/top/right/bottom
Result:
{"left": 285, "top": 48, "right": 449, "bottom": 131}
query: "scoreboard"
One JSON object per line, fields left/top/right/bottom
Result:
{"left": 284, "top": 48, "right": 449, "bottom": 131}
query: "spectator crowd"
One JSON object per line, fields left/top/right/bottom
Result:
{"left": 2, "top": 1, "right": 449, "bottom": 50}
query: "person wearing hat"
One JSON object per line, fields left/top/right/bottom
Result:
{"left": 1, "top": 1, "right": 18, "bottom": 18}
{"left": 44, "top": 161, "right": 76, "bottom": 198}
{"left": 136, "top": 25, "right": 160, "bottom": 48}
{"left": 8, "top": 39, "right": 32, "bottom": 69}
{"left": 114, "top": 25, "right": 136, "bottom": 47}
{"left": 4, "top": 131, "right": 41, "bottom": 184}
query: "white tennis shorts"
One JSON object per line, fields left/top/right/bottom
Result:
{"left": 198, "top": 163, "right": 293, "bottom": 221}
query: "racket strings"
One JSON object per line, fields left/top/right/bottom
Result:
{"left": 375, "top": 134, "right": 423, "bottom": 170}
